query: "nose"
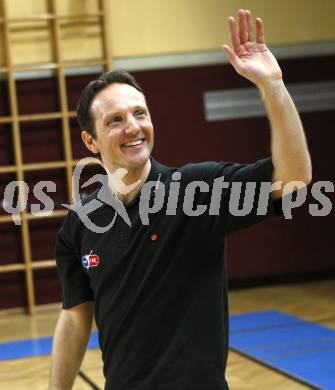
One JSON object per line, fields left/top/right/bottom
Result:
{"left": 124, "top": 114, "right": 141, "bottom": 136}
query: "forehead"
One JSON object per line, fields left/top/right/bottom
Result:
{"left": 92, "top": 83, "right": 147, "bottom": 118}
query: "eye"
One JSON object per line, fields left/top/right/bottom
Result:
{"left": 107, "top": 116, "right": 123, "bottom": 127}
{"left": 135, "top": 110, "right": 146, "bottom": 117}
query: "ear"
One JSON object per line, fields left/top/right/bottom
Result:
{"left": 81, "top": 130, "right": 100, "bottom": 154}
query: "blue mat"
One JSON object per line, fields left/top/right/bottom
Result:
{"left": 0, "top": 331, "right": 99, "bottom": 360}
{"left": 230, "top": 310, "right": 335, "bottom": 390}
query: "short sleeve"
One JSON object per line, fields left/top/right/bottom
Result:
{"left": 55, "top": 211, "right": 94, "bottom": 309}
{"left": 213, "top": 157, "right": 283, "bottom": 236}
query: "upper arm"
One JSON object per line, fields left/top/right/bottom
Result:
{"left": 179, "top": 158, "right": 282, "bottom": 237}
{"left": 214, "top": 157, "right": 283, "bottom": 236}
{"left": 55, "top": 212, "right": 94, "bottom": 309}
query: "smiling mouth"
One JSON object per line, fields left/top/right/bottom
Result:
{"left": 121, "top": 138, "right": 145, "bottom": 148}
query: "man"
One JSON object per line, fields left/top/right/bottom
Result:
{"left": 49, "top": 9, "right": 311, "bottom": 390}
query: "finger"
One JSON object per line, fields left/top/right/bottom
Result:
{"left": 238, "top": 9, "right": 248, "bottom": 44}
{"left": 245, "top": 9, "right": 255, "bottom": 41}
{"left": 227, "top": 16, "right": 240, "bottom": 51}
{"left": 256, "top": 17, "right": 265, "bottom": 44}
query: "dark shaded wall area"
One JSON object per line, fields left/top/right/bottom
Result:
{"left": 0, "top": 54, "right": 334, "bottom": 309}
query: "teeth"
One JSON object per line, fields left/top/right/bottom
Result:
{"left": 123, "top": 139, "right": 143, "bottom": 147}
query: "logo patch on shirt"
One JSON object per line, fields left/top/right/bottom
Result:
{"left": 82, "top": 250, "right": 100, "bottom": 269}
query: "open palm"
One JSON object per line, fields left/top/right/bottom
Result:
{"left": 223, "top": 9, "right": 282, "bottom": 88}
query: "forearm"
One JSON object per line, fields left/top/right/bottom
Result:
{"left": 259, "top": 79, "right": 312, "bottom": 185}
{"left": 49, "top": 304, "right": 93, "bottom": 390}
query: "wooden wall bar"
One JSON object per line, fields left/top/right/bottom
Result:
{"left": 0, "top": 0, "right": 111, "bottom": 312}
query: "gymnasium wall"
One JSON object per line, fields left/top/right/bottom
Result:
{"left": 1, "top": 54, "right": 335, "bottom": 309}
{"left": 0, "top": 0, "right": 334, "bottom": 309}
{"left": 1, "top": 0, "right": 335, "bottom": 66}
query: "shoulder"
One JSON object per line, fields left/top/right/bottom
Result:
{"left": 176, "top": 161, "right": 225, "bottom": 183}
{"left": 154, "top": 158, "right": 260, "bottom": 183}
{"left": 152, "top": 158, "right": 223, "bottom": 186}
{"left": 160, "top": 157, "right": 273, "bottom": 184}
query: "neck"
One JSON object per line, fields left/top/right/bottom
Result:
{"left": 105, "top": 159, "right": 151, "bottom": 204}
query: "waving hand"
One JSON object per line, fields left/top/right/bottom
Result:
{"left": 222, "top": 9, "right": 282, "bottom": 88}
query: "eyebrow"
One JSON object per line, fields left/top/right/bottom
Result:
{"left": 133, "top": 105, "right": 148, "bottom": 112}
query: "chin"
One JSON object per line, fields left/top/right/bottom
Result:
{"left": 125, "top": 153, "right": 150, "bottom": 169}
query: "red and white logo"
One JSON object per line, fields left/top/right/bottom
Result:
{"left": 82, "top": 250, "right": 100, "bottom": 269}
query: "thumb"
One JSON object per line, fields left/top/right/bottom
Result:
{"left": 222, "top": 44, "right": 242, "bottom": 70}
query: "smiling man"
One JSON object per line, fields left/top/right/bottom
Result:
{"left": 49, "top": 10, "right": 311, "bottom": 390}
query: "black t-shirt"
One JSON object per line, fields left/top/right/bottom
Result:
{"left": 55, "top": 157, "right": 282, "bottom": 390}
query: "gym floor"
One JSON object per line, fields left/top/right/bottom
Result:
{"left": 0, "top": 279, "right": 334, "bottom": 390}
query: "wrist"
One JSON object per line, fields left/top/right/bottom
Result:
{"left": 258, "top": 78, "right": 287, "bottom": 101}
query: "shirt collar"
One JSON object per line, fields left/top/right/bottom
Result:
{"left": 82, "top": 156, "right": 172, "bottom": 210}
{"left": 124, "top": 156, "right": 171, "bottom": 207}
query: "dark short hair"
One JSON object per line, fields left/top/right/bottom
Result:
{"left": 76, "top": 69, "right": 144, "bottom": 138}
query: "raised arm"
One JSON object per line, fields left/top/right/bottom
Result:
{"left": 222, "top": 9, "right": 312, "bottom": 199}
{"left": 49, "top": 301, "right": 94, "bottom": 390}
